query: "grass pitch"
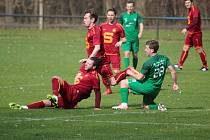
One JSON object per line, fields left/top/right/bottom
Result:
{"left": 0, "top": 28, "right": 210, "bottom": 140}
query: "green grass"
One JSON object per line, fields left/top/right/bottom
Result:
{"left": 0, "top": 28, "right": 210, "bottom": 140}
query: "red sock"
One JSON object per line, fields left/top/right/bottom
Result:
{"left": 102, "top": 77, "right": 111, "bottom": 88}
{"left": 27, "top": 101, "right": 45, "bottom": 109}
{"left": 199, "top": 51, "right": 208, "bottom": 67}
{"left": 114, "top": 69, "right": 127, "bottom": 84}
{"left": 178, "top": 51, "right": 189, "bottom": 66}
{"left": 52, "top": 77, "right": 61, "bottom": 96}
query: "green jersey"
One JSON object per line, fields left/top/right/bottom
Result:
{"left": 118, "top": 11, "right": 143, "bottom": 41}
{"left": 140, "top": 54, "right": 171, "bottom": 90}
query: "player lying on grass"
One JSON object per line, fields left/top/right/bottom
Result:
{"left": 9, "top": 57, "right": 102, "bottom": 110}
{"left": 112, "top": 40, "right": 179, "bottom": 111}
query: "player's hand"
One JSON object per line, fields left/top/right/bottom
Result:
{"left": 181, "top": 28, "right": 187, "bottom": 35}
{"left": 172, "top": 83, "right": 181, "bottom": 93}
{"left": 94, "top": 108, "right": 101, "bottom": 111}
{"left": 138, "top": 33, "right": 142, "bottom": 39}
{"left": 115, "top": 41, "right": 122, "bottom": 47}
{"left": 79, "top": 58, "right": 87, "bottom": 64}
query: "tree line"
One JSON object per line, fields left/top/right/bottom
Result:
{"left": 0, "top": 0, "right": 209, "bottom": 26}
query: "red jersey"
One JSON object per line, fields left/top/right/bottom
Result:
{"left": 73, "top": 65, "right": 100, "bottom": 100}
{"left": 86, "top": 25, "right": 105, "bottom": 57}
{"left": 100, "top": 22, "right": 125, "bottom": 55}
{"left": 187, "top": 5, "right": 201, "bottom": 33}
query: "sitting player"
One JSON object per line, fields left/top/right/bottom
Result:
{"left": 9, "top": 57, "right": 102, "bottom": 110}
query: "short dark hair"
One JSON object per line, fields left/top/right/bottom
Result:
{"left": 106, "top": 8, "right": 117, "bottom": 15}
{"left": 145, "top": 40, "right": 159, "bottom": 53}
{"left": 127, "top": 0, "right": 135, "bottom": 5}
{"left": 84, "top": 9, "right": 98, "bottom": 23}
{"left": 90, "top": 57, "right": 102, "bottom": 69}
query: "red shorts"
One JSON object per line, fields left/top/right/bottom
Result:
{"left": 106, "top": 54, "right": 121, "bottom": 70}
{"left": 185, "top": 32, "right": 202, "bottom": 48}
{"left": 58, "top": 81, "right": 79, "bottom": 109}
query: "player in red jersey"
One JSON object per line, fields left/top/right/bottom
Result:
{"left": 9, "top": 57, "right": 102, "bottom": 110}
{"left": 174, "top": 0, "right": 208, "bottom": 71}
{"left": 83, "top": 9, "right": 116, "bottom": 95}
{"left": 100, "top": 8, "right": 126, "bottom": 74}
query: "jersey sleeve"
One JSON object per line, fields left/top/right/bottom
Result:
{"left": 140, "top": 61, "right": 149, "bottom": 76}
{"left": 137, "top": 13, "right": 143, "bottom": 24}
{"left": 118, "top": 24, "right": 126, "bottom": 38}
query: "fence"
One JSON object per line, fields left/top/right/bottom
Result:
{"left": 0, "top": 13, "right": 210, "bottom": 39}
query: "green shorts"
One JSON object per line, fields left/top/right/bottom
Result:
{"left": 122, "top": 39, "right": 139, "bottom": 53}
{"left": 128, "top": 78, "right": 160, "bottom": 105}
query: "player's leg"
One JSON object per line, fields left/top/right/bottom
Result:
{"left": 47, "top": 76, "right": 63, "bottom": 107}
{"left": 176, "top": 44, "right": 190, "bottom": 69}
{"left": 9, "top": 99, "right": 51, "bottom": 110}
{"left": 122, "top": 42, "right": 131, "bottom": 68}
{"left": 112, "top": 66, "right": 139, "bottom": 85}
{"left": 193, "top": 33, "right": 208, "bottom": 71}
{"left": 142, "top": 93, "right": 158, "bottom": 110}
{"left": 99, "top": 63, "right": 113, "bottom": 95}
{"left": 176, "top": 34, "right": 192, "bottom": 69}
{"left": 132, "top": 40, "right": 139, "bottom": 69}
{"left": 52, "top": 76, "right": 62, "bottom": 96}
{"left": 112, "top": 79, "right": 129, "bottom": 110}
{"left": 57, "top": 81, "right": 76, "bottom": 109}
{"left": 110, "top": 54, "right": 121, "bottom": 74}
{"left": 112, "top": 78, "right": 147, "bottom": 110}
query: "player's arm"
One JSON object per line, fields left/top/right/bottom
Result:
{"left": 138, "top": 14, "right": 144, "bottom": 39}
{"left": 138, "top": 23, "right": 144, "bottom": 39}
{"left": 115, "top": 24, "right": 126, "bottom": 47}
{"left": 94, "top": 89, "right": 101, "bottom": 110}
{"left": 115, "top": 37, "right": 126, "bottom": 47}
{"left": 89, "top": 45, "right": 100, "bottom": 58}
{"left": 168, "top": 65, "right": 179, "bottom": 91}
{"left": 181, "top": 17, "right": 199, "bottom": 34}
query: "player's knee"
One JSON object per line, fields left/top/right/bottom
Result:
{"left": 132, "top": 53, "right": 138, "bottom": 58}
{"left": 183, "top": 45, "right": 190, "bottom": 51}
{"left": 120, "top": 79, "right": 128, "bottom": 88}
{"left": 143, "top": 105, "right": 149, "bottom": 110}
{"left": 124, "top": 52, "right": 130, "bottom": 57}
{"left": 195, "top": 47, "right": 203, "bottom": 53}
{"left": 52, "top": 76, "right": 61, "bottom": 81}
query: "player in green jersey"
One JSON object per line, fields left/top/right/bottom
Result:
{"left": 112, "top": 40, "right": 179, "bottom": 111}
{"left": 118, "top": 0, "right": 144, "bottom": 69}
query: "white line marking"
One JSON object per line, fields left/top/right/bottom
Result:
{"left": 2, "top": 109, "right": 210, "bottom": 128}
{"left": 0, "top": 83, "right": 46, "bottom": 89}
{"left": 8, "top": 118, "right": 210, "bottom": 128}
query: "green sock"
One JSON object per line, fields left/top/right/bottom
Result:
{"left": 124, "top": 57, "right": 129, "bottom": 68}
{"left": 148, "top": 104, "right": 158, "bottom": 110}
{"left": 133, "top": 57, "right": 138, "bottom": 69}
{"left": 120, "top": 88, "right": 129, "bottom": 103}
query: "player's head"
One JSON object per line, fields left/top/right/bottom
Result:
{"left": 185, "top": 0, "right": 193, "bottom": 9}
{"left": 85, "top": 57, "right": 102, "bottom": 70}
{"left": 106, "top": 8, "right": 117, "bottom": 23}
{"left": 83, "top": 9, "right": 98, "bottom": 27}
{"left": 126, "top": 0, "right": 135, "bottom": 13}
{"left": 145, "top": 40, "right": 159, "bottom": 56}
